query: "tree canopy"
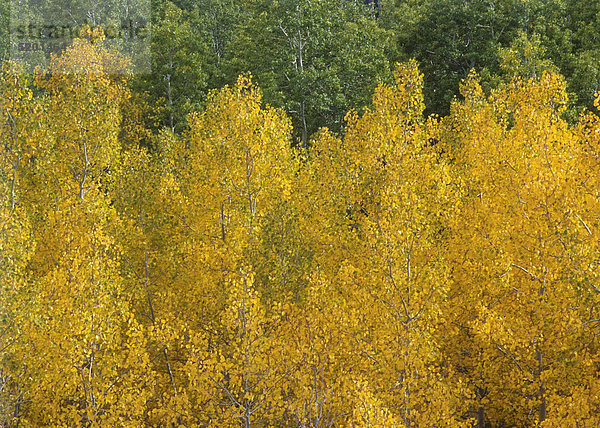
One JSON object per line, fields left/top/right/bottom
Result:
{"left": 1, "top": 2, "right": 600, "bottom": 426}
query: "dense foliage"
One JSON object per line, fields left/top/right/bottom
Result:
{"left": 3, "top": 0, "right": 600, "bottom": 143}
{"left": 138, "top": 0, "right": 600, "bottom": 140}
{"left": 1, "top": 25, "right": 600, "bottom": 426}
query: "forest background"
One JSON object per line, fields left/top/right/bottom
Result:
{"left": 1, "top": 0, "right": 600, "bottom": 426}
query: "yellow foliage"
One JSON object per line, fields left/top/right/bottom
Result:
{"left": 1, "top": 38, "right": 600, "bottom": 427}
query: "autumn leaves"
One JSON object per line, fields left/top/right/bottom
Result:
{"left": 444, "top": 70, "right": 600, "bottom": 426}
{"left": 1, "top": 36, "right": 599, "bottom": 426}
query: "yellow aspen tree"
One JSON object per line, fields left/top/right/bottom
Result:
{"left": 111, "top": 76, "right": 301, "bottom": 424}
{"left": 110, "top": 136, "right": 196, "bottom": 425}
{"left": 444, "top": 71, "right": 600, "bottom": 426}
{"left": 438, "top": 71, "right": 511, "bottom": 427}
{"left": 183, "top": 74, "right": 292, "bottom": 262}
{"left": 154, "top": 76, "right": 294, "bottom": 331}
{"left": 34, "top": 29, "right": 129, "bottom": 202}
{"left": 286, "top": 128, "right": 381, "bottom": 426}
{"left": 0, "top": 62, "right": 41, "bottom": 424}
{"left": 299, "top": 61, "right": 469, "bottom": 426}
{"left": 4, "top": 31, "right": 152, "bottom": 425}
{"left": 137, "top": 76, "right": 297, "bottom": 424}
{"left": 539, "top": 92, "right": 600, "bottom": 427}
{"left": 339, "top": 61, "right": 468, "bottom": 427}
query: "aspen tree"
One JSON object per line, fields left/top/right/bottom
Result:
{"left": 445, "top": 70, "right": 600, "bottom": 426}
{"left": 3, "top": 32, "right": 152, "bottom": 425}
{"left": 302, "top": 61, "right": 469, "bottom": 426}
